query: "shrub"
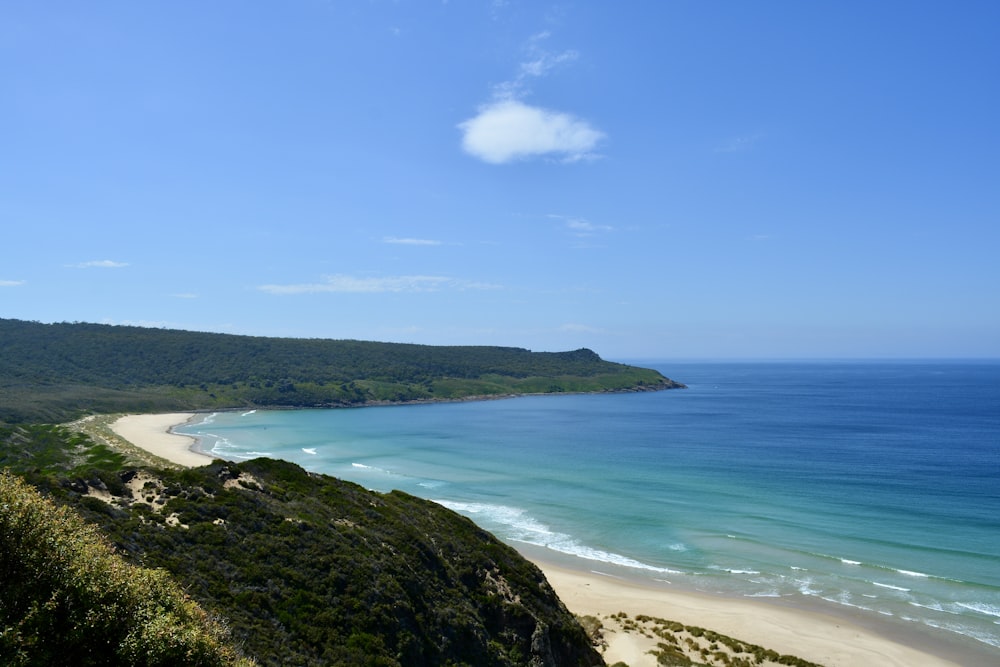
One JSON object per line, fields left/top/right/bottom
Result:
{"left": 0, "top": 471, "right": 252, "bottom": 666}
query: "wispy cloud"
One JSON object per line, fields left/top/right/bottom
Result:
{"left": 170, "top": 292, "right": 199, "bottom": 299}
{"left": 715, "top": 133, "right": 762, "bottom": 153}
{"left": 68, "top": 259, "right": 129, "bottom": 269}
{"left": 549, "top": 214, "right": 615, "bottom": 237}
{"left": 383, "top": 236, "right": 443, "bottom": 246}
{"left": 568, "top": 218, "right": 614, "bottom": 235}
{"left": 0, "top": 280, "right": 25, "bottom": 287}
{"left": 559, "top": 323, "right": 607, "bottom": 334}
{"left": 489, "top": 0, "right": 509, "bottom": 20}
{"left": 259, "top": 274, "right": 501, "bottom": 295}
{"left": 459, "top": 32, "right": 603, "bottom": 164}
{"left": 492, "top": 32, "right": 579, "bottom": 102}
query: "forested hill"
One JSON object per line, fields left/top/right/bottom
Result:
{"left": 0, "top": 318, "right": 683, "bottom": 422}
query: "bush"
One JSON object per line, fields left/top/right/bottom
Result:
{"left": 0, "top": 471, "right": 252, "bottom": 666}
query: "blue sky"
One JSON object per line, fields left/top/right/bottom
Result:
{"left": 3, "top": 1, "right": 998, "bottom": 360}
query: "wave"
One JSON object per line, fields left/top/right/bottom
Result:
{"left": 796, "top": 580, "right": 821, "bottom": 596}
{"left": 806, "top": 551, "right": 954, "bottom": 583}
{"left": 820, "top": 596, "right": 878, "bottom": 613}
{"left": 347, "top": 463, "right": 448, "bottom": 492}
{"left": 434, "top": 500, "right": 683, "bottom": 575}
{"left": 301, "top": 448, "right": 317, "bottom": 455}
{"left": 352, "top": 462, "right": 392, "bottom": 474}
{"left": 241, "top": 410, "right": 257, "bottom": 417}
{"left": 229, "top": 450, "right": 273, "bottom": 460}
{"left": 872, "top": 581, "right": 911, "bottom": 592}
{"left": 709, "top": 565, "right": 761, "bottom": 575}
{"left": 896, "top": 568, "right": 930, "bottom": 578}
{"left": 956, "top": 602, "right": 1000, "bottom": 619}
{"left": 197, "top": 412, "right": 218, "bottom": 426}
{"left": 205, "top": 434, "right": 233, "bottom": 453}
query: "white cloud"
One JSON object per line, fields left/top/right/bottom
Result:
{"left": 259, "top": 274, "right": 500, "bottom": 295}
{"left": 0, "top": 279, "right": 25, "bottom": 287}
{"left": 459, "top": 100, "right": 603, "bottom": 164}
{"left": 69, "top": 259, "right": 129, "bottom": 269}
{"left": 461, "top": 29, "right": 603, "bottom": 165}
{"left": 383, "top": 236, "right": 442, "bottom": 246}
{"left": 170, "top": 293, "right": 199, "bottom": 299}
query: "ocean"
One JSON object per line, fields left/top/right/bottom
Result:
{"left": 176, "top": 361, "right": 1000, "bottom": 656}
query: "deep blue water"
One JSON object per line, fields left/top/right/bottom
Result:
{"left": 177, "top": 361, "right": 1000, "bottom": 651}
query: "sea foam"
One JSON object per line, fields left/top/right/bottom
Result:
{"left": 435, "top": 500, "right": 683, "bottom": 575}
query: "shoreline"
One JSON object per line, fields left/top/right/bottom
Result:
{"left": 109, "top": 413, "right": 215, "bottom": 467}
{"left": 109, "top": 412, "right": 987, "bottom": 667}
{"left": 521, "top": 546, "right": 987, "bottom": 667}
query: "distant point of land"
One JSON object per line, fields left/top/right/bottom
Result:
{"left": 0, "top": 318, "right": 683, "bottom": 423}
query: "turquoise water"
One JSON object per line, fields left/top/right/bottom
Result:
{"left": 177, "top": 361, "right": 1000, "bottom": 653}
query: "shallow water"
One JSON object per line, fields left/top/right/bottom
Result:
{"left": 178, "top": 361, "right": 1000, "bottom": 653}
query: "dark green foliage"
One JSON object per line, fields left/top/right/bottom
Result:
{"left": 67, "top": 458, "right": 604, "bottom": 666}
{"left": 0, "top": 320, "right": 685, "bottom": 664}
{"left": 0, "top": 318, "right": 682, "bottom": 423}
{"left": 4, "top": 427, "right": 603, "bottom": 665}
{"left": 0, "top": 423, "right": 125, "bottom": 480}
{"left": 0, "top": 472, "right": 251, "bottom": 667}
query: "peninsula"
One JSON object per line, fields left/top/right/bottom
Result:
{"left": 0, "top": 318, "right": 682, "bottom": 424}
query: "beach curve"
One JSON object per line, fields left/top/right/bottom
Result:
{"left": 109, "top": 413, "right": 214, "bottom": 468}
{"left": 111, "top": 413, "right": 967, "bottom": 667}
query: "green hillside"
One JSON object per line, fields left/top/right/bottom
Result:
{"left": 0, "top": 319, "right": 682, "bottom": 423}
{"left": 2, "top": 424, "right": 603, "bottom": 666}
{"left": 0, "top": 468, "right": 253, "bottom": 666}
{"left": 0, "top": 319, "right": 685, "bottom": 665}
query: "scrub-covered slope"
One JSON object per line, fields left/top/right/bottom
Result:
{"left": 8, "top": 429, "right": 604, "bottom": 666}
{"left": 0, "top": 318, "right": 683, "bottom": 423}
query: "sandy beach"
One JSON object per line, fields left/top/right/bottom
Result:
{"left": 530, "top": 557, "right": 966, "bottom": 667}
{"left": 110, "top": 413, "right": 213, "bottom": 468}
{"left": 112, "top": 413, "right": 975, "bottom": 667}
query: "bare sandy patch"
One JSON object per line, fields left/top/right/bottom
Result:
{"left": 109, "top": 413, "right": 211, "bottom": 468}
{"left": 532, "top": 561, "right": 961, "bottom": 667}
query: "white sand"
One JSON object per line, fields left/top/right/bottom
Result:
{"left": 110, "top": 413, "right": 213, "bottom": 467}
{"left": 533, "top": 561, "right": 962, "bottom": 667}
{"left": 111, "top": 412, "right": 978, "bottom": 667}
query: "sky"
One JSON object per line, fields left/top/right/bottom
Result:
{"left": 3, "top": 1, "right": 999, "bottom": 360}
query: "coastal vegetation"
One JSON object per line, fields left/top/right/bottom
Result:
{"left": 0, "top": 318, "right": 682, "bottom": 423}
{"left": 1, "top": 318, "right": 817, "bottom": 666}
{"left": 600, "top": 613, "right": 823, "bottom": 667}
{"left": 0, "top": 470, "right": 252, "bottom": 666}
{"left": 2, "top": 424, "right": 603, "bottom": 666}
